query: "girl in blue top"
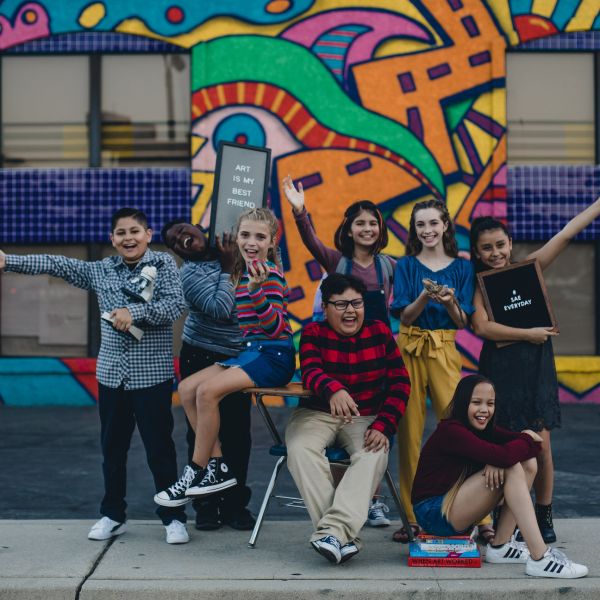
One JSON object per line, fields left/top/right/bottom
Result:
{"left": 390, "top": 198, "right": 482, "bottom": 542}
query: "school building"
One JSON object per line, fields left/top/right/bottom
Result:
{"left": 0, "top": 1, "right": 599, "bottom": 405}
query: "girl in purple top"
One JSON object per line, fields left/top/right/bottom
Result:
{"left": 412, "top": 375, "right": 587, "bottom": 579}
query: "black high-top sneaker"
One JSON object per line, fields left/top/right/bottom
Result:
{"left": 185, "top": 457, "right": 237, "bottom": 496}
{"left": 535, "top": 503, "right": 557, "bottom": 543}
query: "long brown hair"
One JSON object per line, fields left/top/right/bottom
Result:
{"left": 333, "top": 200, "right": 388, "bottom": 257}
{"left": 405, "top": 198, "right": 458, "bottom": 257}
{"left": 231, "top": 207, "right": 282, "bottom": 286}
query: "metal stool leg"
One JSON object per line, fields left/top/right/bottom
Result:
{"left": 248, "top": 455, "right": 287, "bottom": 548}
{"left": 384, "top": 468, "right": 415, "bottom": 542}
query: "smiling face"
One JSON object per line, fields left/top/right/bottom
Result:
{"left": 413, "top": 207, "right": 448, "bottom": 250}
{"left": 111, "top": 216, "right": 152, "bottom": 264}
{"left": 467, "top": 382, "right": 496, "bottom": 431}
{"left": 165, "top": 223, "right": 207, "bottom": 259}
{"left": 349, "top": 209, "right": 380, "bottom": 251}
{"left": 475, "top": 228, "right": 513, "bottom": 269}
{"left": 236, "top": 219, "right": 273, "bottom": 263}
{"left": 323, "top": 287, "right": 365, "bottom": 336}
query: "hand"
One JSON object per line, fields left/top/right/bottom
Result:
{"left": 522, "top": 429, "right": 543, "bottom": 443}
{"left": 433, "top": 286, "right": 455, "bottom": 306}
{"left": 0, "top": 250, "right": 5, "bottom": 270}
{"left": 215, "top": 231, "right": 237, "bottom": 274}
{"left": 526, "top": 327, "right": 558, "bottom": 344}
{"left": 482, "top": 465, "right": 504, "bottom": 489}
{"left": 247, "top": 259, "right": 269, "bottom": 292}
{"left": 363, "top": 428, "right": 389, "bottom": 453}
{"left": 110, "top": 308, "right": 132, "bottom": 332}
{"left": 329, "top": 389, "right": 360, "bottom": 423}
{"left": 282, "top": 175, "right": 304, "bottom": 214}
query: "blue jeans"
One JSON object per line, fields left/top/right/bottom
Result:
{"left": 413, "top": 495, "right": 471, "bottom": 537}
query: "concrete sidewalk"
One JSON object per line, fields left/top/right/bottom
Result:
{"left": 0, "top": 518, "right": 597, "bottom": 599}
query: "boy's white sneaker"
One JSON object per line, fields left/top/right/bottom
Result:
{"left": 88, "top": 517, "right": 126, "bottom": 541}
{"left": 165, "top": 520, "right": 189, "bottom": 544}
{"left": 485, "top": 537, "right": 530, "bottom": 563}
{"left": 526, "top": 547, "right": 588, "bottom": 579}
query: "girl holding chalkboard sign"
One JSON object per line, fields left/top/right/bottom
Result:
{"left": 470, "top": 196, "right": 600, "bottom": 543}
{"left": 390, "top": 198, "right": 483, "bottom": 543}
{"left": 155, "top": 208, "right": 295, "bottom": 508}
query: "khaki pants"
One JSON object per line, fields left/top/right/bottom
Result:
{"left": 397, "top": 325, "right": 462, "bottom": 524}
{"left": 285, "top": 408, "right": 388, "bottom": 548}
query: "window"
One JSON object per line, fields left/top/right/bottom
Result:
{"left": 506, "top": 53, "right": 595, "bottom": 165}
{"left": 1, "top": 56, "right": 89, "bottom": 167}
{"left": 512, "top": 243, "right": 596, "bottom": 355}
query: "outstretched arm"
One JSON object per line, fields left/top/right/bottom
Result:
{"left": 530, "top": 196, "right": 600, "bottom": 270}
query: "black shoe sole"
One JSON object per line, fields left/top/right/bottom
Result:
{"left": 195, "top": 521, "right": 222, "bottom": 531}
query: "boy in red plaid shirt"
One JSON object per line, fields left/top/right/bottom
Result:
{"left": 285, "top": 273, "right": 411, "bottom": 564}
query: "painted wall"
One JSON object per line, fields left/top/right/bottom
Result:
{"left": 1, "top": 0, "right": 599, "bottom": 405}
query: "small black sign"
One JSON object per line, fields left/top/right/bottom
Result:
{"left": 477, "top": 259, "right": 558, "bottom": 333}
{"left": 209, "top": 141, "right": 271, "bottom": 245}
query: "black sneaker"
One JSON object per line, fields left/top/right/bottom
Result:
{"left": 222, "top": 507, "right": 256, "bottom": 531}
{"left": 154, "top": 465, "right": 198, "bottom": 507}
{"left": 185, "top": 458, "right": 237, "bottom": 497}
{"left": 195, "top": 500, "right": 222, "bottom": 531}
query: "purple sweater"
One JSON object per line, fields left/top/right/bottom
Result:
{"left": 411, "top": 419, "right": 541, "bottom": 504}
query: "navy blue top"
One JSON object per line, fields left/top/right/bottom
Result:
{"left": 391, "top": 256, "right": 475, "bottom": 330}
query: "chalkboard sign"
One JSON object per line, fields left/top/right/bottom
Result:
{"left": 477, "top": 259, "right": 558, "bottom": 342}
{"left": 209, "top": 141, "right": 271, "bottom": 245}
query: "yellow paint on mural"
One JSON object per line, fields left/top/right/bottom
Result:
{"left": 555, "top": 357, "right": 600, "bottom": 394}
{"left": 568, "top": 1, "right": 600, "bottom": 31}
{"left": 531, "top": 0, "right": 556, "bottom": 19}
{"left": 79, "top": 2, "right": 106, "bottom": 29}
{"left": 487, "top": 0, "right": 519, "bottom": 46}
{"left": 452, "top": 132, "right": 473, "bottom": 176}
{"left": 445, "top": 181, "right": 470, "bottom": 222}
{"left": 190, "top": 134, "right": 207, "bottom": 158}
{"left": 115, "top": 0, "right": 444, "bottom": 49}
{"left": 464, "top": 119, "right": 497, "bottom": 168}
{"left": 191, "top": 171, "right": 215, "bottom": 225}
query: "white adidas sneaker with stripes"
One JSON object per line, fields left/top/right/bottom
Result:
{"left": 485, "top": 537, "right": 530, "bottom": 563}
{"left": 526, "top": 547, "right": 588, "bottom": 579}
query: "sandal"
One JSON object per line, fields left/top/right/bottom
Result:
{"left": 477, "top": 524, "right": 495, "bottom": 545}
{"left": 392, "top": 524, "right": 420, "bottom": 543}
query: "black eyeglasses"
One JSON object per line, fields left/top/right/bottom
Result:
{"left": 326, "top": 298, "right": 365, "bottom": 311}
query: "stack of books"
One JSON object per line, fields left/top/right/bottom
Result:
{"left": 408, "top": 530, "right": 481, "bottom": 567}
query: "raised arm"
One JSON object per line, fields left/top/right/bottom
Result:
{"left": 0, "top": 251, "right": 94, "bottom": 290}
{"left": 282, "top": 175, "right": 341, "bottom": 271}
{"left": 471, "top": 286, "right": 558, "bottom": 344}
{"left": 530, "top": 195, "right": 600, "bottom": 270}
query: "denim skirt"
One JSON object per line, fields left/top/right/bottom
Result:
{"left": 217, "top": 337, "right": 296, "bottom": 388}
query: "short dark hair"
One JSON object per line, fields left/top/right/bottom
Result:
{"left": 161, "top": 218, "right": 188, "bottom": 247}
{"left": 334, "top": 200, "right": 388, "bottom": 258}
{"left": 111, "top": 207, "right": 149, "bottom": 231}
{"left": 320, "top": 273, "right": 367, "bottom": 303}
{"left": 444, "top": 374, "right": 496, "bottom": 435}
{"left": 469, "top": 216, "right": 512, "bottom": 273}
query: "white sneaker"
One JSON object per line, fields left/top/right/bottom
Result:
{"left": 526, "top": 547, "right": 588, "bottom": 579}
{"left": 367, "top": 500, "right": 390, "bottom": 527}
{"left": 165, "top": 520, "right": 190, "bottom": 544}
{"left": 88, "top": 517, "right": 126, "bottom": 541}
{"left": 485, "top": 537, "right": 530, "bottom": 563}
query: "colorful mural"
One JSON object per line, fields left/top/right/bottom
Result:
{"left": 0, "top": 0, "right": 599, "bottom": 404}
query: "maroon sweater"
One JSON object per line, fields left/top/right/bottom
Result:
{"left": 411, "top": 419, "right": 541, "bottom": 505}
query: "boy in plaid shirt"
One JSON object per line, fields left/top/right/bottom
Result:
{"left": 0, "top": 208, "right": 188, "bottom": 544}
{"left": 285, "top": 273, "right": 410, "bottom": 564}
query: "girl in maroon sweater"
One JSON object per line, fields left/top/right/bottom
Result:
{"left": 412, "top": 375, "right": 587, "bottom": 579}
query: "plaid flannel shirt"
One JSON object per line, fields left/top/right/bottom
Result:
{"left": 4, "top": 249, "right": 185, "bottom": 390}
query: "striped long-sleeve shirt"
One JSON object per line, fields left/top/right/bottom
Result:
{"left": 235, "top": 262, "right": 292, "bottom": 340}
{"left": 299, "top": 320, "right": 411, "bottom": 438}
{"left": 180, "top": 259, "right": 241, "bottom": 356}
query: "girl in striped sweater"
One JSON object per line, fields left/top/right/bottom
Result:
{"left": 155, "top": 208, "right": 295, "bottom": 507}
